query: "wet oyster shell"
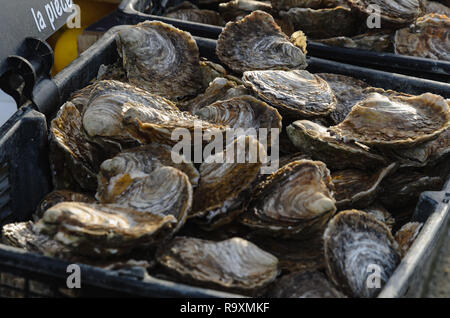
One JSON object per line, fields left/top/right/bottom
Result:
{"left": 316, "top": 32, "right": 394, "bottom": 52}
{"left": 267, "top": 270, "right": 345, "bottom": 298}
{"left": 286, "top": 120, "right": 387, "bottom": 170}
{"left": 49, "top": 102, "right": 104, "bottom": 192}
{"left": 329, "top": 92, "right": 450, "bottom": 147}
{"left": 164, "top": 7, "right": 224, "bottom": 26}
{"left": 192, "top": 136, "right": 265, "bottom": 228}
{"left": 199, "top": 59, "right": 228, "bottom": 89}
{"left": 332, "top": 163, "right": 397, "bottom": 209}
{"left": 394, "top": 14, "right": 450, "bottom": 61}
{"left": 35, "top": 202, "right": 178, "bottom": 257}
{"left": 34, "top": 190, "right": 95, "bottom": 221}
{"left": 216, "top": 11, "right": 307, "bottom": 73}
{"left": 241, "top": 160, "right": 336, "bottom": 238}
{"left": 219, "top": 0, "right": 273, "bottom": 21}
{"left": 279, "top": 6, "right": 360, "bottom": 39}
{"left": 364, "top": 205, "right": 395, "bottom": 231}
{"left": 156, "top": 237, "right": 279, "bottom": 294}
{"left": 116, "top": 21, "right": 203, "bottom": 100}
{"left": 348, "top": 0, "right": 423, "bottom": 25}
{"left": 243, "top": 70, "right": 336, "bottom": 118}
{"left": 324, "top": 210, "right": 401, "bottom": 298}
{"left": 395, "top": 222, "right": 423, "bottom": 257}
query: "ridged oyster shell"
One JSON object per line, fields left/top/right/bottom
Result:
{"left": 164, "top": 4, "right": 225, "bottom": 26}
{"left": 324, "top": 210, "right": 401, "bottom": 298}
{"left": 364, "top": 205, "right": 395, "bottom": 231}
{"left": 395, "top": 222, "right": 423, "bottom": 257}
{"left": 425, "top": 1, "right": 450, "bottom": 16}
{"left": 241, "top": 160, "right": 336, "bottom": 238}
{"left": 156, "top": 236, "right": 279, "bottom": 294}
{"left": 219, "top": 0, "right": 273, "bottom": 21}
{"left": 34, "top": 190, "right": 95, "bottom": 220}
{"left": 35, "top": 202, "right": 179, "bottom": 257}
{"left": 216, "top": 11, "right": 307, "bottom": 73}
{"left": 329, "top": 92, "right": 450, "bottom": 147}
{"left": 243, "top": 70, "right": 337, "bottom": 118}
{"left": 286, "top": 120, "right": 387, "bottom": 170}
{"left": 316, "top": 32, "right": 394, "bottom": 53}
{"left": 394, "top": 14, "right": 450, "bottom": 61}
{"left": 116, "top": 21, "right": 203, "bottom": 100}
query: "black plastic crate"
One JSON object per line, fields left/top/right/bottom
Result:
{"left": 114, "top": 0, "right": 450, "bottom": 83}
{"left": 0, "top": 26, "right": 449, "bottom": 298}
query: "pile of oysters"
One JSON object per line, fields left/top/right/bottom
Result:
{"left": 2, "top": 11, "right": 450, "bottom": 298}
{"left": 154, "top": 0, "right": 450, "bottom": 60}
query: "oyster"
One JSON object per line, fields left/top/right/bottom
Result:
{"left": 324, "top": 210, "right": 401, "bottom": 298}
{"left": 332, "top": 163, "right": 397, "bottom": 209}
{"left": 49, "top": 102, "right": 104, "bottom": 192}
{"left": 164, "top": 3, "right": 225, "bottom": 26}
{"left": 394, "top": 14, "right": 450, "bottom": 61}
{"left": 364, "top": 205, "right": 395, "bottom": 231}
{"left": 316, "top": 73, "right": 369, "bottom": 124}
{"left": 97, "top": 61, "right": 128, "bottom": 83}
{"left": 243, "top": 70, "right": 336, "bottom": 118}
{"left": 395, "top": 222, "right": 423, "bottom": 257}
{"left": 68, "top": 84, "right": 94, "bottom": 113}
{"left": 271, "top": 0, "right": 345, "bottom": 10}
{"left": 35, "top": 202, "right": 178, "bottom": 257}
{"left": 219, "top": 0, "right": 273, "bottom": 21}
{"left": 286, "top": 120, "right": 387, "bottom": 170}
{"left": 199, "top": 59, "right": 228, "bottom": 89}
{"left": 241, "top": 160, "right": 336, "bottom": 238}
{"left": 348, "top": 0, "right": 423, "bottom": 25}
{"left": 329, "top": 93, "right": 450, "bottom": 147}
{"left": 116, "top": 21, "right": 203, "bottom": 100}
{"left": 156, "top": 237, "right": 279, "bottom": 294}
{"left": 279, "top": 6, "right": 360, "bottom": 39}
{"left": 96, "top": 143, "right": 199, "bottom": 202}
{"left": 216, "top": 11, "right": 307, "bottom": 73}
{"left": 316, "top": 32, "right": 394, "bottom": 53}
{"left": 267, "top": 270, "right": 345, "bottom": 298}
{"left": 425, "top": 1, "right": 450, "bottom": 16}
{"left": 192, "top": 136, "right": 265, "bottom": 228}
{"left": 194, "top": 95, "right": 282, "bottom": 140}
{"left": 34, "top": 190, "right": 95, "bottom": 220}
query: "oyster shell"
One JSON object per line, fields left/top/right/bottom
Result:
{"left": 243, "top": 70, "right": 337, "bottom": 118}
{"left": 192, "top": 136, "right": 265, "bottom": 228}
{"left": 164, "top": 6, "right": 225, "bottom": 26}
{"left": 34, "top": 190, "right": 95, "bottom": 221}
{"left": 35, "top": 202, "right": 178, "bottom": 257}
{"left": 332, "top": 163, "right": 397, "bottom": 209}
{"left": 49, "top": 102, "right": 104, "bottom": 192}
{"left": 241, "top": 160, "right": 336, "bottom": 238}
{"left": 216, "top": 11, "right": 307, "bottom": 73}
{"left": 364, "top": 205, "right": 395, "bottom": 231}
{"left": 267, "top": 270, "right": 345, "bottom": 298}
{"left": 395, "top": 222, "right": 423, "bottom": 257}
{"left": 329, "top": 93, "right": 450, "bottom": 148}
{"left": 199, "top": 59, "right": 228, "bottom": 89}
{"left": 316, "top": 73, "right": 369, "bottom": 124}
{"left": 348, "top": 0, "right": 423, "bottom": 25}
{"left": 96, "top": 61, "right": 128, "bottom": 83}
{"left": 324, "top": 210, "right": 401, "bottom": 298}
{"left": 194, "top": 95, "right": 282, "bottom": 140}
{"left": 116, "top": 21, "right": 203, "bottom": 100}
{"left": 425, "top": 1, "right": 450, "bottom": 16}
{"left": 271, "top": 0, "right": 345, "bottom": 10}
{"left": 279, "top": 6, "right": 360, "bottom": 39}
{"left": 68, "top": 84, "right": 94, "bottom": 113}
{"left": 219, "top": 0, "right": 273, "bottom": 21}
{"left": 96, "top": 144, "right": 199, "bottom": 203}
{"left": 286, "top": 120, "right": 387, "bottom": 170}
{"left": 156, "top": 237, "right": 279, "bottom": 294}
{"left": 316, "top": 32, "right": 394, "bottom": 52}
{"left": 394, "top": 14, "right": 450, "bottom": 61}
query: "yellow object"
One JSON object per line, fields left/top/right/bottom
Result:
{"left": 53, "top": 28, "right": 84, "bottom": 74}
{"left": 76, "top": 0, "right": 117, "bottom": 27}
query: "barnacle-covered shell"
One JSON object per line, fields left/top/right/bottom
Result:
{"left": 425, "top": 1, "right": 450, "bottom": 16}
{"left": 216, "top": 11, "right": 307, "bottom": 73}
{"left": 395, "top": 222, "right": 423, "bottom": 257}
{"left": 317, "top": 32, "right": 394, "bottom": 52}
{"left": 324, "top": 210, "right": 401, "bottom": 298}
{"left": 49, "top": 102, "right": 104, "bottom": 192}
{"left": 348, "top": 0, "right": 423, "bottom": 25}
{"left": 241, "top": 160, "right": 336, "bottom": 238}
{"left": 96, "top": 144, "right": 199, "bottom": 202}
{"left": 332, "top": 163, "right": 397, "bottom": 209}
{"left": 394, "top": 14, "right": 450, "bottom": 61}
{"left": 286, "top": 120, "right": 387, "bottom": 170}
{"left": 195, "top": 95, "right": 282, "bottom": 142}
{"left": 279, "top": 6, "right": 360, "bottom": 39}
{"left": 316, "top": 73, "right": 369, "bottom": 124}
{"left": 156, "top": 237, "right": 279, "bottom": 294}
{"left": 35, "top": 202, "right": 178, "bottom": 257}
{"left": 329, "top": 93, "right": 450, "bottom": 147}
{"left": 164, "top": 7, "right": 224, "bottom": 26}
{"left": 364, "top": 205, "right": 395, "bottom": 231}
{"left": 192, "top": 136, "right": 265, "bottom": 228}
{"left": 267, "top": 270, "right": 345, "bottom": 298}
{"left": 243, "top": 70, "right": 336, "bottom": 118}
{"left": 116, "top": 21, "right": 203, "bottom": 100}
{"left": 34, "top": 190, "right": 95, "bottom": 220}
